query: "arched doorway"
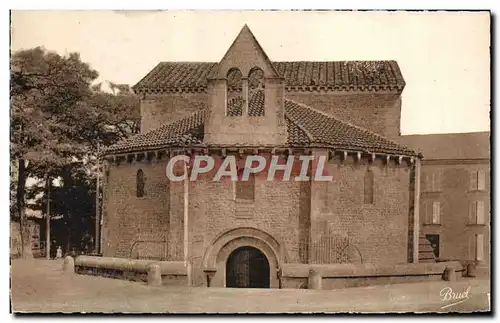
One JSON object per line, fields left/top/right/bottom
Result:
{"left": 226, "top": 246, "right": 270, "bottom": 288}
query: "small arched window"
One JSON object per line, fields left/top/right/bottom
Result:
{"left": 136, "top": 169, "right": 145, "bottom": 198}
{"left": 248, "top": 67, "right": 265, "bottom": 116}
{"left": 235, "top": 169, "right": 255, "bottom": 201}
{"left": 364, "top": 169, "right": 374, "bottom": 204}
{"left": 226, "top": 68, "right": 243, "bottom": 116}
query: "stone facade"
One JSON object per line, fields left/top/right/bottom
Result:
{"left": 420, "top": 162, "right": 490, "bottom": 265}
{"left": 102, "top": 25, "right": 421, "bottom": 288}
{"left": 141, "top": 90, "right": 402, "bottom": 142}
{"left": 102, "top": 154, "right": 412, "bottom": 286}
{"left": 400, "top": 132, "right": 490, "bottom": 271}
{"left": 140, "top": 93, "right": 207, "bottom": 133}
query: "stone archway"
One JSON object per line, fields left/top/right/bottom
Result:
{"left": 202, "top": 227, "right": 284, "bottom": 288}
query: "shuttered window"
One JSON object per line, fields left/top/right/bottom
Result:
{"left": 469, "top": 200, "right": 485, "bottom": 225}
{"left": 476, "top": 234, "right": 484, "bottom": 262}
{"left": 422, "top": 201, "right": 441, "bottom": 225}
{"left": 136, "top": 169, "right": 145, "bottom": 198}
{"left": 421, "top": 171, "right": 429, "bottom": 192}
{"left": 477, "top": 201, "right": 485, "bottom": 224}
{"left": 478, "top": 170, "right": 486, "bottom": 191}
{"left": 470, "top": 170, "right": 486, "bottom": 191}
{"left": 421, "top": 171, "right": 441, "bottom": 192}
{"left": 432, "top": 201, "right": 441, "bottom": 224}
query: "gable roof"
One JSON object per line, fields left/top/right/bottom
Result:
{"left": 104, "top": 93, "right": 416, "bottom": 156}
{"left": 133, "top": 60, "right": 405, "bottom": 94}
{"left": 399, "top": 132, "right": 490, "bottom": 160}
{"left": 210, "top": 24, "right": 281, "bottom": 79}
{"left": 285, "top": 100, "right": 415, "bottom": 155}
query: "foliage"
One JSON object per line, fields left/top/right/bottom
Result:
{"left": 10, "top": 46, "right": 140, "bottom": 257}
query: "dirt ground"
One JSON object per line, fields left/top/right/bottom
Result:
{"left": 10, "top": 259, "right": 491, "bottom": 314}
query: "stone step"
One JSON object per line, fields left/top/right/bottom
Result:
{"left": 418, "top": 234, "right": 437, "bottom": 263}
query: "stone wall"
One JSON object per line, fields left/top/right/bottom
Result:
{"left": 102, "top": 158, "right": 170, "bottom": 259}
{"left": 103, "top": 152, "right": 411, "bottom": 274}
{"left": 286, "top": 91, "right": 402, "bottom": 141}
{"left": 309, "top": 154, "right": 411, "bottom": 265}
{"left": 140, "top": 93, "right": 207, "bottom": 133}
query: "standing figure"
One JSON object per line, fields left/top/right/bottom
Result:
{"left": 55, "top": 246, "right": 63, "bottom": 259}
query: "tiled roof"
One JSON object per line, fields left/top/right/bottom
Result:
{"left": 285, "top": 117, "right": 310, "bottom": 146}
{"left": 104, "top": 95, "right": 416, "bottom": 156}
{"left": 105, "top": 110, "right": 206, "bottom": 154}
{"left": 227, "top": 90, "right": 266, "bottom": 117}
{"left": 226, "top": 96, "right": 243, "bottom": 116}
{"left": 133, "top": 61, "right": 405, "bottom": 93}
{"left": 284, "top": 100, "right": 416, "bottom": 155}
{"left": 399, "top": 132, "right": 490, "bottom": 160}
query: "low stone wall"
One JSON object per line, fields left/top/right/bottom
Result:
{"left": 280, "top": 262, "right": 464, "bottom": 290}
{"left": 74, "top": 256, "right": 187, "bottom": 286}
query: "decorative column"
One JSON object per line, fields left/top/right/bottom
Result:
{"left": 242, "top": 78, "right": 249, "bottom": 115}
{"left": 183, "top": 159, "right": 192, "bottom": 286}
{"left": 308, "top": 148, "right": 329, "bottom": 264}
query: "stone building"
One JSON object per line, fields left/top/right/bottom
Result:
{"left": 400, "top": 132, "right": 490, "bottom": 273}
{"left": 101, "top": 25, "right": 426, "bottom": 288}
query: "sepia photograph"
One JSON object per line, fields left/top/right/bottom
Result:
{"left": 9, "top": 9, "right": 491, "bottom": 314}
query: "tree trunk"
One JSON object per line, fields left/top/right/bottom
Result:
{"left": 45, "top": 175, "right": 51, "bottom": 259}
{"left": 17, "top": 158, "right": 32, "bottom": 258}
{"left": 66, "top": 224, "right": 72, "bottom": 256}
{"left": 94, "top": 142, "right": 100, "bottom": 254}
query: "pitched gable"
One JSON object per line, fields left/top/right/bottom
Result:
{"left": 210, "top": 25, "right": 281, "bottom": 79}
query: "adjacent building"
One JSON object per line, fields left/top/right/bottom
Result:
{"left": 400, "top": 132, "right": 490, "bottom": 272}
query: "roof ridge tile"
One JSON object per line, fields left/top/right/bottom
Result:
{"left": 133, "top": 61, "right": 406, "bottom": 93}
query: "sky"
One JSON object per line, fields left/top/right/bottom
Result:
{"left": 10, "top": 10, "right": 490, "bottom": 135}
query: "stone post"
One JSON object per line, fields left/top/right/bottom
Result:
{"left": 466, "top": 262, "right": 477, "bottom": 278}
{"left": 443, "top": 266, "right": 456, "bottom": 281}
{"left": 63, "top": 256, "right": 75, "bottom": 275}
{"left": 147, "top": 264, "right": 162, "bottom": 286}
{"left": 308, "top": 269, "right": 322, "bottom": 290}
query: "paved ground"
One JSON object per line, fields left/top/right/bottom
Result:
{"left": 11, "top": 259, "right": 491, "bottom": 314}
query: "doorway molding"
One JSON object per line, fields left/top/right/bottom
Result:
{"left": 202, "top": 227, "right": 284, "bottom": 288}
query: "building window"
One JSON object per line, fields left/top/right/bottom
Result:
{"left": 235, "top": 170, "right": 255, "bottom": 201}
{"left": 421, "top": 171, "right": 441, "bottom": 192}
{"left": 470, "top": 170, "right": 486, "bottom": 191}
{"left": 475, "top": 234, "right": 484, "bottom": 262}
{"left": 423, "top": 201, "right": 441, "bottom": 224}
{"left": 469, "top": 200, "right": 485, "bottom": 225}
{"left": 425, "top": 234, "right": 440, "bottom": 258}
{"left": 136, "top": 169, "right": 145, "bottom": 198}
{"left": 248, "top": 67, "right": 265, "bottom": 116}
{"left": 363, "top": 169, "right": 374, "bottom": 204}
{"left": 432, "top": 201, "right": 441, "bottom": 224}
{"left": 226, "top": 68, "right": 243, "bottom": 116}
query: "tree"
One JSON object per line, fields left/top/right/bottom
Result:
{"left": 11, "top": 47, "right": 98, "bottom": 258}
{"left": 11, "top": 47, "right": 141, "bottom": 258}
